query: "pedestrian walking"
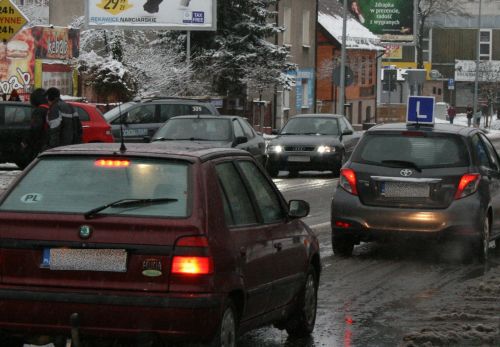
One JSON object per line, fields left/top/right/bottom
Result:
{"left": 8, "top": 89, "right": 21, "bottom": 101}
{"left": 447, "top": 105, "right": 456, "bottom": 124}
{"left": 466, "top": 104, "right": 473, "bottom": 127}
{"left": 20, "top": 88, "right": 49, "bottom": 165}
{"left": 46, "top": 87, "right": 82, "bottom": 148}
{"left": 474, "top": 108, "right": 482, "bottom": 128}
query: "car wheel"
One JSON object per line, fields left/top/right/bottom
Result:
{"left": 267, "top": 165, "right": 279, "bottom": 178}
{"left": 285, "top": 266, "right": 318, "bottom": 338}
{"left": 207, "top": 300, "right": 237, "bottom": 347}
{"left": 288, "top": 170, "right": 299, "bottom": 178}
{"left": 332, "top": 152, "right": 345, "bottom": 177}
{"left": 332, "top": 235, "right": 354, "bottom": 257}
{"left": 476, "top": 214, "right": 490, "bottom": 263}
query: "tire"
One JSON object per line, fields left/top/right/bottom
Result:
{"left": 476, "top": 214, "right": 490, "bottom": 263}
{"left": 285, "top": 266, "right": 318, "bottom": 338}
{"left": 207, "top": 300, "right": 237, "bottom": 347}
{"left": 332, "top": 152, "right": 345, "bottom": 177}
{"left": 332, "top": 235, "right": 354, "bottom": 257}
{"left": 266, "top": 165, "right": 279, "bottom": 178}
{"left": 288, "top": 169, "right": 299, "bottom": 178}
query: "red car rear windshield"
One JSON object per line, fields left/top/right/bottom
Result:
{"left": 0, "top": 157, "right": 190, "bottom": 217}
{"left": 352, "top": 133, "right": 470, "bottom": 168}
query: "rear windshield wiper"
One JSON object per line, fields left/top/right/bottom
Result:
{"left": 381, "top": 160, "right": 422, "bottom": 172}
{"left": 84, "top": 198, "right": 178, "bottom": 219}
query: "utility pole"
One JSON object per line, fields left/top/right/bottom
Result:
{"left": 339, "top": 0, "right": 348, "bottom": 116}
{"left": 473, "top": 0, "right": 483, "bottom": 117}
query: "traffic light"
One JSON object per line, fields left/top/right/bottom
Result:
{"left": 383, "top": 69, "right": 397, "bottom": 92}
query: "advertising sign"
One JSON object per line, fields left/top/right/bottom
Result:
{"left": 382, "top": 44, "right": 402, "bottom": 59}
{"left": 0, "top": 26, "right": 79, "bottom": 96}
{"left": 0, "top": 0, "right": 28, "bottom": 42}
{"left": 343, "top": 0, "right": 415, "bottom": 43}
{"left": 87, "top": 0, "right": 217, "bottom": 31}
{"left": 455, "top": 60, "right": 500, "bottom": 82}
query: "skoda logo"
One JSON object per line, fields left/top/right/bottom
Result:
{"left": 79, "top": 225, "right": 92, "bottom": 239}
{"left": 400, "top": 169, "right": 413, "bottom": 177}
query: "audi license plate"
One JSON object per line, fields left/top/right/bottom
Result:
{"left": 381, "top": 182, "right": 430, "bottom": 198}
{"left": 46, "top": 248, "right": 127, "bottom": 272}
{"left": 288, "top": 156, "right": 310, "bottom": 162}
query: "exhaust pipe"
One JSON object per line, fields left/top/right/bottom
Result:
{"left": 69, "top": 313, "right": 81, "bottom": 347}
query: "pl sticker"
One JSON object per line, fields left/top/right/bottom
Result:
{"left": 21, "top": 193, "right": 43, "bottom": 203}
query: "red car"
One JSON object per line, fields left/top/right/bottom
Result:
{"left": 0, "top": 143, "right": 320, "bottom": 346}
{"left": 68, "top": 101, "right": 114, "bottom": 143}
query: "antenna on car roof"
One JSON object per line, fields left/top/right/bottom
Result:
{"left": 118, "top": 102, "right": 127, "bottom": 153}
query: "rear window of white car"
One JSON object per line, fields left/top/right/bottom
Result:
{"left": 0, "top": 157, "right": 190, "bottom": 217}
{"left": 352, "top": 133, "right": 470, "bottom": 168}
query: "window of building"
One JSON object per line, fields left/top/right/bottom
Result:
{"left": 302, "top": 10, "right": 310, "bottom": 47}
{"left": 283, "top": 7, "right": 292, "bottom": 45}
{"left": 361, "top": 56, "right": 367, "bottom": 85}
{"left": 479, "top": 29, "right": 492, "bottom": 61}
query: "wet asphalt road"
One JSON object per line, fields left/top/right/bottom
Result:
{"left": 0, "top": 167, "right": 499, "bottom": 347}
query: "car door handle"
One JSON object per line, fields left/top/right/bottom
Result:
{"left": 274, "top": 243, "right": 282, "bottom": 251}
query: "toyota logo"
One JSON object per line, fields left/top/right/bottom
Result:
{"left": 400, "top": 169, "right": 413, "bottom": 177}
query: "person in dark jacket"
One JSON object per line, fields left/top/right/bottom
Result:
{"left": 46, "top": 87, "right": 82, "bottom": 148}
{"left": 20, "top": 88, "right": 49, "bottom": 165}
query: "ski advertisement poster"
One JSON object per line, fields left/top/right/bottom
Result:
{"left": 87, "top": 0, "right": 217, "bottom": 30}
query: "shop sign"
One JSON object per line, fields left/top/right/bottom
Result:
{"left": 382, "top": 44, "right": 402, "bottom": 59}
{"left": 87, "top": 0, "right": 217, "bottom": 31}
{"left": 32, "top": 27, "right": 80, "bottom": 60}
{"left": 0, "top": 0, "right": 28, "bottom": 42}
{"left": 455, "top": 60, "right": 500, "bottom": 82}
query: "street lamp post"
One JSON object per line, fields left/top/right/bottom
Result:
{"left": 473, "top": 0, "right": 483, "bottom": 119}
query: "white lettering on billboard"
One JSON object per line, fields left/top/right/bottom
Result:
{"left": 455, "top": 60, "right": 500, "bottom": 82}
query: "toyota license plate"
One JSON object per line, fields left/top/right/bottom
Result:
{"left": 381, "top": 182, "right": 430, "bottom": 198}
{"left": 288, "top": 156, "right": 310, "bottom": 162}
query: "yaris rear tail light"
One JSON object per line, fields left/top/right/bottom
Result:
{"left": 340, "top": 168, "right": 358, "bottom": 195}
{"left": 454, "top": 173, "right": 480, "bottom": 200}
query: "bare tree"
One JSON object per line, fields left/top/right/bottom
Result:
{"left": 416, "top": 0, "right": 466, "bottom": 68}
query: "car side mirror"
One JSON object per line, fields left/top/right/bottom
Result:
{"left": 288, "top": 200, "right": 310, "bottom": 219}
{"left": 342, "top": 129, "right": 354, "bottom": 136}
{"left": 271, "top": 129, "right": 279, "bottom": 135}
{"left": 234, "top": 136, "right": 248, "bottom": 146}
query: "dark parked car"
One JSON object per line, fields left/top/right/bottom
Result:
{"left": 152, "top": 115, "right": 266, "bottom": 165}
{"left": 266, "top": 114, "right": 362, "bottom": 177}
{"left": 0, "top": 142, "right": 320, "bottom": 346}
{"left": 331, "top": 122, "right": 500, "bottom": 262}
{"left": 103, "top": 97, "right": 220, "bottom": 142}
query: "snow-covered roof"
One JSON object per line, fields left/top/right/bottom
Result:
{"left": 318, "top": 0, "right": 384, "bottom": 51}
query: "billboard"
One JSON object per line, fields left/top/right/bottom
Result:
{"left": 87, "top": 0, "right": 217, "bottom": 31}
{"left": 344, "top": 0, "right": 415, "bottom": 43}
{"left": 455, "top": 60, "right": 500, "bottom": 82}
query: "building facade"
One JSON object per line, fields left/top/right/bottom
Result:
{"left": 315, "top": 0, "right": 382, "bottom": 126}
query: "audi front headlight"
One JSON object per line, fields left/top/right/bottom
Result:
{"left": 268, "top": 145, "right": 283, "bottom": 153}
{"left": 317, "top": 145, "right": 335, "bottom": 153}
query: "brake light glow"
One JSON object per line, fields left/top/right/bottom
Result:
{"left": 455, "top": 173, "right": 480, "bottom": 200}
{"left": 340, "top": 168, "right": 358, "bottom": 195}
{"left": 335, "top": 221, "right": 351, "bottom": 228}
{"left": 171, "top": 256, "right": 213, "bottom": 275}
{"left": 95, "top": 159, "right": 130, "bottom": 168}
{"left": 402, "top": 131, "right": 425, "bottom": 137}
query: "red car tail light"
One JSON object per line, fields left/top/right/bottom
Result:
{"left": 340, "top": 168, "right": 358, "bottom": 195}
{"left": 171, "top": 236, "right": 214, "bottom": 276}
{"left": 454, "top": 173, "right": 480, "bottom": 200}
{"left": 171, "top": 256, "right": 213, "bottom": 275}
